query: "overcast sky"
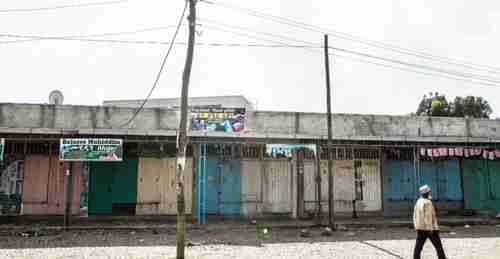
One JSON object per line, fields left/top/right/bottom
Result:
{"left": 1, "top": 0, "right": 500, "bottom": 117}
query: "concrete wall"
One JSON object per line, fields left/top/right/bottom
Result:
{"left": 0, "top": 103, "right": 178, "bottom": 135}
{"left": 103, "top": 95, "right": 254, "bottom": 111}
{"left": 2, "top": 103, "right": 500, "bottom": 142}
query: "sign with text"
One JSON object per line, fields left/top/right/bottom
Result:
{"left": 60, "top": 139, "right": 123, "bottom": 161}
{"left": 265, "top": 144, "right": 317, "bottom": 159}
{"left": 0, "top": 138, "right": 4, "bottom": 162}
{"left": 190, "top": 108, "right": 246, "bottom": 133}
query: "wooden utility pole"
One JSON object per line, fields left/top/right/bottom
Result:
{"left": 324, "top": 34, "right": 335, "bottom": 228}
{"left": 64, "top": 161, "right": 74, "bottom": 230}
{"left": 315, "top": 142, "right": 322, "bottom": 225}
{"left": 176, "top": 0, "right": 196, "bottom": 258}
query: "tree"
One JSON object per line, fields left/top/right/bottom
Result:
{"left": 416, "top": 92, "right": 450, "bottom": 117}
{"left": 416, "top": 93, "right": 493, "bottom": 118}
{"left": 451, "top": 96, "right": 492, "bottom": 118}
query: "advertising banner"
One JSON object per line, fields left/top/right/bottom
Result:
{"left": 190, "top": 107, "right": 245, "bottom": 133}
{"left": 60, "top": 139, "right": 123, "bottom": 161}
{"left": 265, "top": 144, "right": 317, "bottom": 159}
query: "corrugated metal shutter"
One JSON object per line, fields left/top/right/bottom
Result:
{"left": 303, "top": 161, "right": 316, "bottom": 212}
{"left": 489, "top": 161, "right": 500, "bottom": 200}
{"left": 440, "top": 160, "right": 463, "bottom": 201}
{"left": 89, "top": 157, "right": 138, "bottom": 215}
{"left": 463, "top": 160, "right": 487, "bottom": 210}
{"left": 383, "top": 160, "right": 415, "bottom": 201}
{"left": 136, "top": 157, "right": 193, "bottom": 215}
{"left": 420, "top": 160, "right": 463, "bottom": 201}
{"left": 263, "top": 160, "right": 291, "bottom": 213}
{"left": 204, "top": 159, "right": 241, "bottom": 215}
{"left": 22, "top": 155, "right": 82, "bottom": 215}
{"left": 359, "top": 159, "right": 382, "bottom": 211}
{"left": 241, "top": 159, "right": 262, "bottom": 217}
{"left": 382, "top": 160, "right": 416, "bottom": 216}
{"left": 319, "top": 160, "right": 355, "bottom": 213}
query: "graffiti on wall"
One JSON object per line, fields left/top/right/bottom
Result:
{"left": 190, "top": 108, "right": 245, "bottom": 133}
{"left": 0, "top": 156, "right": 23, "bottom": 215}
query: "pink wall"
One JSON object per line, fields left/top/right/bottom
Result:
{"left": 22, "top": 155, "right": 82, "bottom": 215}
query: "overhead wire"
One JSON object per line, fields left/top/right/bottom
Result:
{"left": 1, "top": 12, "right": 499, "bottom": 89}
{"left": 202, "top": 0, "right": 500, "bottom": 75}
{"left": 199, "top": 18, "right": 500, "bottom": 86}
{"left": 118, "top": 1, "right": 188, "bottom": 128}
{"left": 199, "top": 19, "right": 500, "bottom": 88}
{"left": 0, "top": 0, "right": 128, "bottom": 13}
{"left": 2, "top": 20, "right": 499, "bottom": 87}
{"left": 0, "top": 32, "right": 320, "bottom": 48}
{"left": 0, "top": 25, "right": 185, "bottom": 44}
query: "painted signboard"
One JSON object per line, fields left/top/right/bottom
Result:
{"left": 190, "top": 108, "right": 245, "bottom": 133}
{"left": 0, "top": 138, "right": 4, "bottom": 162}
{"left": 60, "top": 139, "right": 123, "bottom": 162}
{"left": 265, "top": 144, "right": 317, "bottom": 159}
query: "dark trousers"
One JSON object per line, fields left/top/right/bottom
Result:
{"left": 413, "top": 230, "right": 446, "bottom": 259}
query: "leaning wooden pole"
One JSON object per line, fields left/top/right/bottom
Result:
{"left": 176, "top": 0, "right": 196, "bottom": 258}
{"left": 324, "top": 34, "right": 335, "bottom": 229}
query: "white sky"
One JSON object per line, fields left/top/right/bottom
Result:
{"left": 1, "top": 0, "right": 500, "bottom": 116}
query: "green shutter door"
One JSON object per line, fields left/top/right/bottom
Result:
{"left": 89, "top": 163, "right": 114, "bottom": 215}
{"left": 88, "top": 158, "right": 138, "bottom": 215}
{"left": 463, "top": 160, "right": 487, "bottom": 210}
{"left": 111, "top": 158, "right": 138, "bottom": 205}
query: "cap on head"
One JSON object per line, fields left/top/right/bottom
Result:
{"left": 419, "top": 185, "right": 431, "bottom": 194}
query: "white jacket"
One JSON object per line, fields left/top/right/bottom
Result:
{"left": 413, "top": 198, "right": 439, "bottom": 231}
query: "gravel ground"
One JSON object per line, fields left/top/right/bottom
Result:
{"left": 0, "top": 226, "right": 498, "bottom": 259}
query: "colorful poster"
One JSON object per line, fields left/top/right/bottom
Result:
{"left": 190, "top": 108, "right": 245, "bottom": 133}
{"left": 421, "top": 146, "right": 500, "bottom": 160}
{"left": 59, "top": 139, "right": 123, "bottom": 161}
{"left": 0, "top": 138, "right": 4, "bottom": 162}
{"left": 265, "top": 144, "right": 317, "bottom": 159}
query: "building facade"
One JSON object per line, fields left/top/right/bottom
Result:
{"left": 1, "top": 102, "right": 499, "bottom": 219}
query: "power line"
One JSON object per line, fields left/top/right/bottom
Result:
{"left": 119, "top": 1, "right": 188, "bottom": 128}
{"left": 2, "top": 24, "right": 500, "bottom": 89}
{"left": 198, "top": 19, "right": 500, "bottom": 88}
{"left": 334, "top": 54, "right": 500, "bottom": 88}
{"left": 4, "top": 22, "right": 499, "bottom": 87}
{"left": 203, "top": 0, "right": 500, "bottom": 75}
{"left": 0, "top": 25, "right": 184, "bottom": 44}
{"left": 328, "top": 46, "right": 500, "bottom": 85}
{"left": 0, "top": 32, "right": 320, "bottom": 48}
{"left": 0, "top": 0, "right": 128, "bottom": 13}
{"left": 199, "top": 18, "right": 500, "bottom": 85}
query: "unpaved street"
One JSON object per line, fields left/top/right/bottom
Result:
{"left": 0, "top": 226, "right": 498, "bottom": 259}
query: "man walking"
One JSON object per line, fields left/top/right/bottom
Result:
{"left": 413, "top": 185, "right": 447, "bottom": 259}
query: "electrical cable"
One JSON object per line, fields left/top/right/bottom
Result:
{"left": 199, "top": 18, "right": 500, "bottom": 85}
{"left": 0, "top": 32, "right": 320, "bottom": 48}
{"left": 118, "top": 1, "right": 188, "bottom": 128}
{"left": 0, "top": 0, "right": 128, "bottom": 13}
{"left": 1, "top": 18, "right": 500, "bottom": 89}
{"left": 203, "top": 0, "right": 500, "bottom": 74}
{"left": 0, "top": 25, "right": 183, "bottom": 44}
{"left": 200, "top": 20, "right": 500, "bottom": 88}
